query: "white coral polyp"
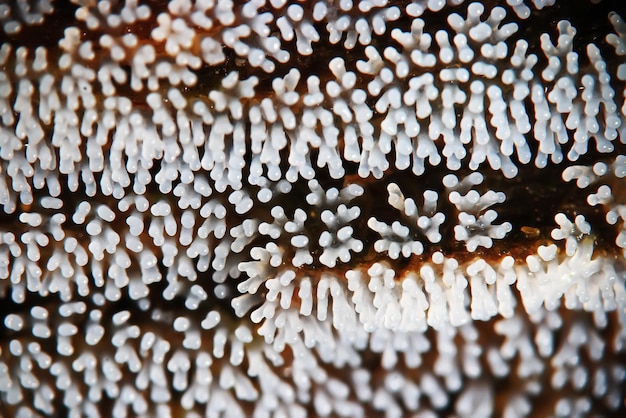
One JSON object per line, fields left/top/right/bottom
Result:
{"left": 0, "top": 1, "right": 626, "bottom": 417}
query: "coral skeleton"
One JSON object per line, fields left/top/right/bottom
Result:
{"left": 0, "top": 0, "right": 626, "bottom": 417}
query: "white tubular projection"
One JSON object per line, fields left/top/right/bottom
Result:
{"left": 0, "top": 1, "right": 625, "bottom": 417}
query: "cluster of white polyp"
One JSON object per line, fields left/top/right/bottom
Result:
{"left": 1, "top": 297, "right": 326, "bottom": 418}
{"left": 0, "top": 0, "right": 54, "bottom": 35}
{"left": 1, "top": 0, "right": 626, "bottom": 417}
{"left": 562, "top": 155, "right": 626, "bottom": 256}
{"left": 348, "top": 208, "right": 626, "bottom": 332}
{"left": 368, "top": 171, "right": 513, "bottom": 257}
{"left": 234, "top": 181, "right": 367, "bottom": 344}
{"left": 445, "top": 172, "right": 512, "bottom": 251}
{"left": 368, "top": 183, "right": 445, "bottom": 259}
{"left": 2, "top": 0, "right": 626, "bottom": 210}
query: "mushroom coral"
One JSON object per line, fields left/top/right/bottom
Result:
{"left": 1, "top": 0, "right": 626, "bottom": 416}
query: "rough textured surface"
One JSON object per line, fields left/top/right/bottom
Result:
{"left": 0, "top": 0, "right": 625, "bottom": 417}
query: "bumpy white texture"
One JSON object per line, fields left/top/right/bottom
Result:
{"left": 1, "top": 0, "right": 626, "bottom": 417}
{"left": 0, "top": 300, "right": 319, "bottom": 418}
{"left": 369, "top": 183, "right": 445, "bottom": 258}
{"left": 347, "top": 220, "right": 625, "bottom": 334}
{"left": 0, "top": 0, "right": 54, "bottom": 35}
{"left": 1, "top": 1, "right": 626, "bottom": 212}
{"left": 562, "top": 156, "right": 626, "bottom": 257}
{"left": 445, "top": 172, "right": 513, "bottom": 251}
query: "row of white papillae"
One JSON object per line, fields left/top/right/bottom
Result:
{"left": 1, "top": 0, "right": 626, "bottom": 417}
{"left": 0, "top": 1, "right": 625, "bottom": 201}
{"left": 1, "top": 156, "right": 625, "bottom": 416}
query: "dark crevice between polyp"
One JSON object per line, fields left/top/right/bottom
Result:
{"left": 1, "top": 137, "right": 624, "bottom": 288}
{"left": 0, "top": 1, "right": 78, "bottom": 49}
{"left": 346, "top": 152, "right": 624, "bottom": 272}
